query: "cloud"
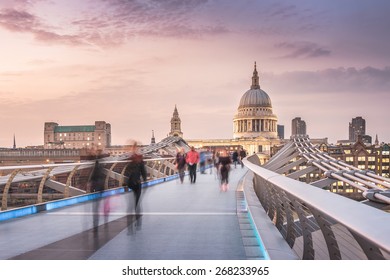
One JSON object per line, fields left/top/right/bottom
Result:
{"left": 271, "top": 66, "right": 390, "bottom": 93}
{"left": 0, "top": 8, "right": 39, "bottom": 32}
{"left": 269, "top": 3, "right": 299, "bottom": 19}
{"left": 275, "top": 41, "right": 331, "bottom": 59}
{"left": 0, "top": 0, "right": 43, "bottom": 10}
{"left": 0, "top": 8, "right": 89, "bottom": 46}
{"left": 72, "top": 0, "right": 227, "bottom": 41}
{"left": 0, "top": 0, "right": 227, "bottom": 48}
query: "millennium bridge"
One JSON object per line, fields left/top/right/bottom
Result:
{"left": 0, "top": 136, "right": 389, "bottom": 260}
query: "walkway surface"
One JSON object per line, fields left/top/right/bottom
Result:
{"left": 0, "top": 166, "right": 263, "bottom": 260}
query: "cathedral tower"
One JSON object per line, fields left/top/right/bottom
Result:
{"left": 169, "top": 105, "right": 183, "bottom": 138}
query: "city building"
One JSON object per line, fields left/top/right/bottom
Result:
{"left": 320, "top": 136, "right": 390, "bottom": 179}
{"left": 44, "top": 121, "right": 111, "bottom": 149}
{"left": 277, "top": 125, "right": 285, "bottom": 139}
{"left": 186, "top": 62, "right": 281, "bottom": 161}
{"left": 349, "top": 116, "right": 365, "bottom": 142}
{"left": 291, "top": 117, "right": 306, "bottom": 136}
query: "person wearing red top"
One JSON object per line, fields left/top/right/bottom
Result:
{"left": 186, "top": 146, "right": 200, "bottom": 183}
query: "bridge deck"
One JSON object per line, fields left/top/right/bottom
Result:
{"left": 0, "top": 166, "right": 264, "bottom": 260}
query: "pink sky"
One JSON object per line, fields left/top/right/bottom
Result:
{"left": 0, "top": 0, "right": 389, "bottom": 148}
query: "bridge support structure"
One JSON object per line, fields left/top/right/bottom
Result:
{"left": 243, "top": 136, "right": 390, "bottom": 260}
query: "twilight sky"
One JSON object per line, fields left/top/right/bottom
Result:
{"left": 0, "top": 0, "right": 389, "bottom": 148}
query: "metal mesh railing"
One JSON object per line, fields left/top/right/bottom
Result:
{"left": 244, "top": 154, "right": 390, "bottom": 260}
{"left": 0, "top": 157, "right": 176, "bottom": 211}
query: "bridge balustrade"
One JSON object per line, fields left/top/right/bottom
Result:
{"left": 244, "top": 154, "right": 390, "bottom": 260}
{"left": 0, "top": 157, "right": 176, "bottom": 213}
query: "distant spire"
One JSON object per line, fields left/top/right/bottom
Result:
{"left": 173, "top": 104, "right": 179, "bottom": 116}
{"left": 151, "top": 130, "right": 156, "bottom": 144}
{"left": 251, "top": 61, "right": 260, "bottom": 89}
{"left": 13, "top": 134, "right": 16, "bottom": 149}
{"left": 375, "top": 134, "right": 379, "bottom": 145}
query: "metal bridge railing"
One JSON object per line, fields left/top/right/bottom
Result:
{"left": 0, "top": 157, "right": 176, "bottom": 212}
{"left": 244, "top": 154, "right": 390, "bottom": 260}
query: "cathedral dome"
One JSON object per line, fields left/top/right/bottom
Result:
{"left": 233, "top": 62, "right": 278, "bottom": 140}
{"left": 239, "top": 88, "right": 272, "bottom": 108}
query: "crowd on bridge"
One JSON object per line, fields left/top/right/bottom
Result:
{"left": 87, "top": 143, "right": 247, "bottom": 233}
{"left": 174, "top": 146, "right": 247, "bottom": 191}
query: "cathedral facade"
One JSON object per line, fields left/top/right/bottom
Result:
{"left": 233, "top": 62, "right": 278, "bottom": 139}
{"left": 183, "top": 63, "right": 281, "bottom": 160}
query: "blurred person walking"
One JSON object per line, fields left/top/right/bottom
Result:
{"left": 88, "top": 149, "right": 107, "bottom": 231}
{"left": 186, "top": 146, "right": 200, "bottom": 183}
{"left": 239, "top": 148, "right": 247, "bottom": 168}
{"left": 199, "top": 150, "right": 206, "bottom": 174}
{"left": 218, "top": 149, "right": 232, "bottom": 192}
{"left": 213, "top": 150, "right": 220, "bottom": 179}
{"left": 124, "top": 141, "right": 147, "bottom": 233}
{"left": 232, "top": 150, "right": 239, "bottom": 168}
{"left": 175, "top": 148, "right": 187, "bottom": 183}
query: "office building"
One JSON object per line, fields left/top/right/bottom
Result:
{"left": 291, "top": 117, "right": 306, "bottom": 136}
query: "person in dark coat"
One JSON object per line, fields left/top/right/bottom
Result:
{"left": 89, "top": 149, "right": 107, "bottom": 230}
{"left": 239, "top": 148, "right": 247, "bottom": 168}
{"left": 124, "top": 142, "right": 147, "bottom": 233}
{"left": 124, "top": 143, "right": 147, "bottom": 209}
{"left": 175, "top": 148, "right": 187, "bottom": 183}
{"left": 232, "top": 150, "right": 239, "bottom": 168}
{"left": 218, "top": 149, "right": 232, "bottom": 192}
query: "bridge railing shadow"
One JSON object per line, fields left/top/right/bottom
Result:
{"left": 243, "top": 154, "right": 390, "bottom": 260}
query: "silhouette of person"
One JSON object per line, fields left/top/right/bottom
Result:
{"left": 124, "top": 141, "right": 147, "bottom": 233}
{"left": 186, "top": 146, "right": 200, "bottom": 183}
{"left": 232, "top": 150, "right": 239, "bottom": 168}
{"left": 218, "top": 149, "right": 231, "bottom": 192}
{"left": 239, "top": 148, "right": 247, "bottom": 168}
{"left": 213, "top": 150, "right": 220, "bottom": 179}
{"left": 175, "top": 148, "right": 187, "bottom": 183}
{"left": 88, "top": 149, "right": 107, "bottom": 231}
{"left": 199, "top": 150, "right": 206, "bottom": 174}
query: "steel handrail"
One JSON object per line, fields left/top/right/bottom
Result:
{"left": 243, "top": 155, "right": 390, "bottom": 258}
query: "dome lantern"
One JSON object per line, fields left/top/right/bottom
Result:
{"left": 251, "top": 62, "right": 260, "bottom": 90}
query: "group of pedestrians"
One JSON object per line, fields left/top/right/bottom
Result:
{"left": 89, "top": 141, "right": 147, "bottom": 234}
{"left": 89, "top": 144, "right": 248, "bottom": 233}
{"left": 175, "top": 146, "right": 248, "bottom": 192}
{"left": 175, "top": 146, "right": 200, "bottom": 184}
{"left": 232, "top": 148, "right": 247, "bottom": 168}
